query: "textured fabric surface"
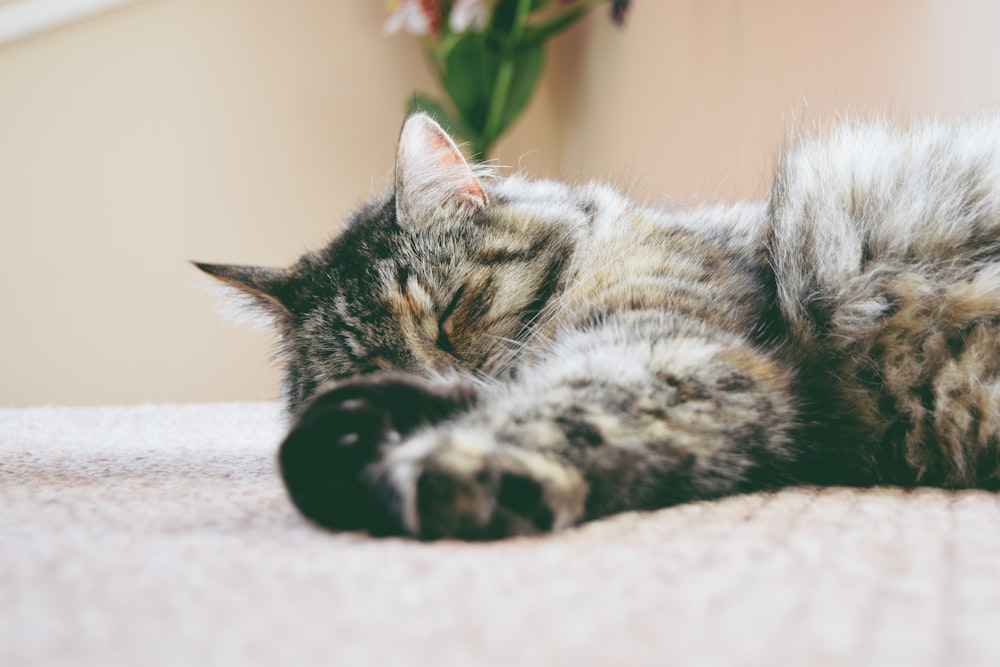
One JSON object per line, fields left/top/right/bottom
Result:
{"left": 2, "top": 402, "right": 1000, "bottom": 667}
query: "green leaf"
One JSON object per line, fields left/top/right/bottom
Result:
{"left": 442, "top": 33, "right": 499, "bottom": 135}
{"left": 497, "top": 42, "right": 544, "bottom": 136}
{"left": 432, "top": 32, "right": 463, "bottom": 64}
{"left": 492, "top": 0, "right": 518, "bottom": 33}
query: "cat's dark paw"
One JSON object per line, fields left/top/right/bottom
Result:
{"left": 278, "top": 374, "right": 476, "bottom": 534}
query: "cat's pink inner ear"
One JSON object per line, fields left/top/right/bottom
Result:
{"left": 395, "top": 113, "right": 487, "bottom": 225}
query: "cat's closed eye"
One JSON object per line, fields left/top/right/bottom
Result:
{"left": 436, "top": 284, "right": 466, "bottom": 356}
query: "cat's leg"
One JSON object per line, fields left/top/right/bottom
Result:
{"left": 280, "top": 330, "right": 799, "bottom": 539}
{"left": 389, "top": 335, "right": 798, "bottom": 539}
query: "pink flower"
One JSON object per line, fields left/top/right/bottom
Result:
{"left": 449, "top": 0, "right": 493, "bottom": 33}
{"left": 383, "top": 0, "right": 440, "bottom": 36}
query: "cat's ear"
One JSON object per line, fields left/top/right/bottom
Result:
{"left": 193, "top": 262, "right": 291, "bottom": 324}
{"left": 394, "top": 112, "right": 488, "bottom": 227}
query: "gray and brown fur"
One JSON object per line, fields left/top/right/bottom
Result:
{"left": 196, "top": 113, "right": 1000, "bottom": 539}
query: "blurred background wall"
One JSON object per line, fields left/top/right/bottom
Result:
{"left": 2, "top": 0, "right": 1000, "bottom": 407}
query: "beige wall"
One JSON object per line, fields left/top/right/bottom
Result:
{"left": 556, "top": 0, "right": 1000, "bottom": 202}
{"left": 2, "top": 1, "right": 1000, "bottom": 407}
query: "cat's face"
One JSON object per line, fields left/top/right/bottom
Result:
{"left": 197, "top": 114, "right": 570, "bottom": 413}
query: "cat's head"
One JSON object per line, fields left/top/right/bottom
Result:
{"left": 196, "top": 113, "right": 573, "bottom": 414}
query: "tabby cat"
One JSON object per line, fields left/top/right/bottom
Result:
{"left": 196, "top": 112, "right": 1000, "bottom": 539}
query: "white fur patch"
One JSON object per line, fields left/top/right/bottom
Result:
{"left": 195, "top": 278, "right": 277, "bottom": 333}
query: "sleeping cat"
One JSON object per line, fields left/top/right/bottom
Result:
{"left": 196, "top": 112, "right": 1000, "bottom": 539}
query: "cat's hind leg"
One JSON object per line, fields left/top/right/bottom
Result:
{"left": 826, "top": 265, "right": 1000, "bottom": 487}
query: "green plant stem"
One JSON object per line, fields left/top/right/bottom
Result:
{"left": 480, "top": 0, "right": 534, "bottom": 157}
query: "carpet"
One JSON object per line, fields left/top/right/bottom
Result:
{"left": 2, "top": 402, "right": 999, "bottom": 667}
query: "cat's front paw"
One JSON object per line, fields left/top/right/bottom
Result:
{"left": 381, "top": 429, "right": 589, "bottom": 540}
{"left": 278, "top": 374, "right": 476, "bottom": 533}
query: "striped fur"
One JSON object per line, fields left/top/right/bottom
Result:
{"left": 197, "top": 113, "right": 1000, "bottom": 539}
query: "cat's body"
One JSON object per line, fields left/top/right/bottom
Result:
{"left": 197, "top": 113, "right": 1000, "bottom": 539}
